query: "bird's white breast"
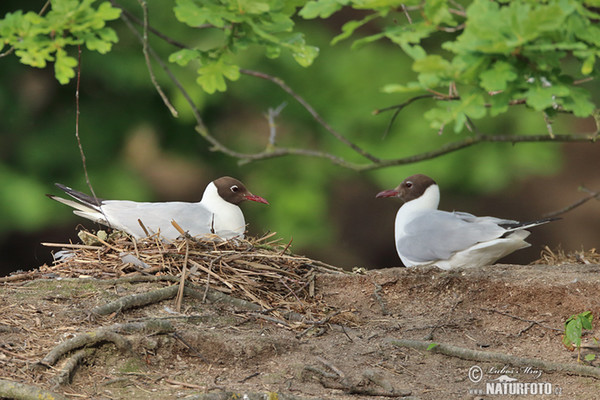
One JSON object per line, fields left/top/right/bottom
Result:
{"left": 200, "top": 182, "right": 246, "bottom": 237}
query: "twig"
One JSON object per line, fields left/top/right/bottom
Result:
{"left": 137, "top": 0, "right": 178, "bottom": 117}
{"left": 118, "top": 3, "right": 207, "bottom": 134}
{"left": 109, "top": 0, "right": 190, "bottom": 49}
{"left": 240, "top": 68, "right": 381, "bottom": 163}
{"left": 542, "top": 187, "right": 600, "bottom": 219}
{"left": 176, "top": 239, "right": 189, "bottom": 312}
{"left": 400, "top": 4, "right": 413, "bottom": 24}
{"left": 389, "top": 338, "right": 600, "bottom": 378}
{"left": 543, "top": 112, "right": 555, "bottom": 138}
{"left": 480, "top": 307, "right": 563, "bottom": 333}
{"left": 74, "top": 45, "right": 103, "bottom": 216}
{"left": 266, "top": 102, "right": 287, "bottom": 147}
{"left": 171, "top": 332, "right": 207, "bottom": 362}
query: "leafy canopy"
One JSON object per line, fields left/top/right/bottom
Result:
{"left": 1, "top": 0, "right": 598, "bottom": 131}
{"left": 0, "top": 0, "right": 120, "bottom": 84}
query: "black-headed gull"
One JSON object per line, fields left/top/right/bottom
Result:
{"left": 376, "top": 174, "right": 555, "bottom": 269}
{"left": 48, "top": 176, "right": 268, "bottom": 240}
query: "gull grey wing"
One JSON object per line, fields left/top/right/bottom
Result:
{"left": 100, "top": 201, "right": 215, "bottom": 239}
{"left": 398, "top": 210, "right": 509, "bottom": 263}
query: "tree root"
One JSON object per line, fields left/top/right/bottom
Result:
{"left": 304, "top": 364, "right": 413, "bottom": 398}
{"left": 55, "top": 348, "right": 94, "bottom": 386}
{"left": 184, "top": 392, "right": 324, "bottom": 400}
{"left": 92, "top": 280, "right": 263, "bottom": 316}
{"left": 92, "top": 285, "right": 180, "bottom": 315}
{"left": 0, "top": 378, "right": 70, "bottom": 400}
{"left": 389, "top": 338, "right": 600, "bottom": 379}
{"left": 39, "top": 319, "right": 174, "bottom": 367}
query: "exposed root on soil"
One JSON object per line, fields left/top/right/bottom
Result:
{"left": 390, "top": 338, "right": 600, "bottom": 379}
{"left": 55, "top": 348, "right": 94, "bottom": 386}
{"left": 0, "top": 378, "right": 70, "bottom": 400}
{"left": 304, "top": 363, "right": 413, "bottom": 397}
{"left": 92, "top": 284, "right": 181, "bottom": 315}
{"left": 38, "top": 319, "right": 174, "bottom": 367}
{"left": 184, "top": 392, "right": 327, "bottom": 400}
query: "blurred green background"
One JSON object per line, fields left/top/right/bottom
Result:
{"left": 1, "top": 1, "right": 598, "bottom": 275}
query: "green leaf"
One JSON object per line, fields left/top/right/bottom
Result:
{"left": 581, "top": 54, "right": 595, "bottom": 75}
{"left": 292, "top": 44, "right": 319, "bottom": 67}
{"left": 300, "top": 0, "right": 348, "bottom": 19}
{"left": 54, "top": 49, "right": 77, "bottom": 85}
{"left": 96, "top": 1, "right": 122, "bottom": 21}
{"left": 238, "top": 0, "right": 271, "bottom": 14}
{"left": 585, "top": 354, "right": 596, "bottom": 362}
{"left": 169, "top": 48, "right": 201, "bottom": 66}
{"left": 524, "top": 84, "right": 569, "bottom": 111}
{"left": 488, "top": 90, "right": 512, "bottom": 116}
{"left": 196, "top": 57, "right": 240, "bottom": 94}
{"left": 426, "top": 342, "right": 439, "bottom": 351}
{"left": 424, "top": 0, "right": 456, "bottom": 26}
{"left": 174, "top": 0, "right": 237, "bottom": 28}
{"left": 479, "top": 61, "right": 518, "bottom": 92}
{"left": 381, "top": 82, "right": 424, "bottom": 93}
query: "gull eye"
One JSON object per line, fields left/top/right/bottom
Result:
{"left": 230, "top": 185, "right": 239, "bottom": 193}
{"left": 405, "top": 181, "right": 413, "bottom": 188}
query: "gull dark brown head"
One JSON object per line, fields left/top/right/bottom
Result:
{"left": 376, "top": 174, "right": 437, "bottom": 203}
{"left": 214, "top": 176, "right": 269, "bottom": 205}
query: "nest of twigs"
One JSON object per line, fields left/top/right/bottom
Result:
{"left": 40, "top": 229, "right": 345, "bottom": 319}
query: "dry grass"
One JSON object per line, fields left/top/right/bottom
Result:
{"left": 533, "top": 246, "right": 600, "bottom": 265}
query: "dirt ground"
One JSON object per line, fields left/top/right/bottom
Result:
{"left": 2, "top": 259, "right": 600, "bottom": 399}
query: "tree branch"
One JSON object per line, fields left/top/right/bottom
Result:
{"left": 115, "top": 3, "right": 600, "bottom": 172}
{"left": 240, "top": 68, "right": 381, "bottom": 163}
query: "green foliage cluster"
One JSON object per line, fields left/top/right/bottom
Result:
{"left": 303, "top": 0, "right": 600, "bottom": 133}
{"left": 171, "top": 0, "right": 318, "bottom": 93}
{"left": 0, "top": 0, "right": 120, "bottom": 83}
{"left": 563, "top": 311, "right": 596, "bottom": 362}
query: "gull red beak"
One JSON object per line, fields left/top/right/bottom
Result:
{"left": 376, "top": 189, "right": 399, "bottom": 199}
{"left": 244, "top": 193, "right": 269, "bottom": 205}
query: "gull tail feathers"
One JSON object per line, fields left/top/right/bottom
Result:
{"left": 47, "top": 184, "right": 111, "bottom": 226}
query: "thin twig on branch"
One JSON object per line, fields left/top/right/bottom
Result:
{"left": 240, "top": 68, "right": 381, "bottom": 163}
{"left": 543, "top": 187, "right": 600, "bottom": 219}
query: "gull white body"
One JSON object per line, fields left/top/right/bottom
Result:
{"left": 49, "top": 177, "right": 268, "bottom": 240}
{"left": 378, "top": 174, "right": 554, "bottom": 270}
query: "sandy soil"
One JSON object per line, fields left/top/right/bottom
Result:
{"left": 1, "top": 262, "right": 600, "bottom": 399}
